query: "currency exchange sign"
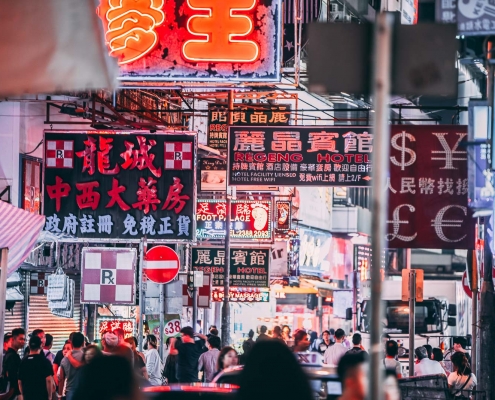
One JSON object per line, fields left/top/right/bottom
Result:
{"left": 386, "top": 125, "right": 475, "bottom": 249}
{"left": 228, "top": 126, "right": 372, "bottom": 186}
{"left": 43, "top": 131, "right": 196, "bottom": 241}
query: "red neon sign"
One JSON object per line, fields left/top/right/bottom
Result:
{"left": 183, "top": 0, "right": 260, "bottom": 63}
{"left": 97, "top": 0, "right": 165, "bottom": 65}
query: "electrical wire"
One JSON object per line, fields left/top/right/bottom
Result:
{"left": 23, "top": 139, "right": 43, "bottom": 155}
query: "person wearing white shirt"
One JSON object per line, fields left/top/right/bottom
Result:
{"left": 323, "top": 329, "right": 348, "bottom": 367}
{"left": 414, "top": 346, "right": 446, "bottom": 377}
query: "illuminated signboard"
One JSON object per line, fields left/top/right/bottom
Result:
{"left": 192, "top": 247, "right": 269, "bottom": 287}
{"left": 212, "top": 287, "right": 270, "bottom": 302}
{"left": 228, "top": 126, "right": 373, "bottom": 187}
{"left": 275, "top": 201, "right": 291, "bottom": 231}
{"left": 96, "top": 0, "right": 282, "bottom": 82}
{"left": 97, "top": 318, "right": 135, "bottom": 338}
{"left": 43, "top": 131, "right": 195, "bottom": 241}
{"left": 196, "top": 199, "right": 271, "bottom": 239}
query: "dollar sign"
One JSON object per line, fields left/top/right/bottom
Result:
{"left": 390, "top": 131, "right": 416, "bottom": 170}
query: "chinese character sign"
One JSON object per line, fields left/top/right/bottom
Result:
{"left": 192, "top": 247, "right": 270, "bottom": 287}
{"left": 43, "top": 131, "right": 196, "bottom": 240}
{"left": 96, "top": 0, "right": 281, "bottom": 81}
{"left": 387, "top": 125, "right": 474, "bottom": 249}
{"left": 196, "top": 199, "right": 271, "bottom": 239}
{"left": 457, "top": 0, "right": 495, "bottom": 36}
{"left": 228, "top": 126, "right": 372, "bottom": 186}
{"left": 98, "top": 318, "right": 135, "bottom": 338}
{"left": 208, "top": 104, "right": 291, "bottom": 150}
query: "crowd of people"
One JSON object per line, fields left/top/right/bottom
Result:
{"left": 0, "top": 324, "right": 477, "bottom": 400}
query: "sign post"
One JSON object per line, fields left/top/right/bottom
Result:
{"left": 408, "top": 269, "right": 416, "bottom": 377}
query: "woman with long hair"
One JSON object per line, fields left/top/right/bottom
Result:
{"left": 217, "top": 346, "right": 238, "bottom": 373}
{"left": 144, "top": 335, "right": 163, "bottom": 386}
{"left": 448, "top": 352, "right": 477, "bottom": 397}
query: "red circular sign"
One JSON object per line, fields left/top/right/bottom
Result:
{"left": 144, "top": 246, "right": 180, "bottom": 284}
{"left": 462, "top": 271, "right": 472, "bottom": 299}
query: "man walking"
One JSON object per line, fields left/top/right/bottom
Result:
{"left": 256, "top": 326, "right": 270, "bottom": 342}
{"left": 170, "top": 327, "right": 207, "bottom": 383}
{"left": 18, "top": 335, "right": 54, "bottom": 400}
{"left": 43, "top": 334, "right": 55, "bottom": 364}
{"left": 2, "top": 328, "right": 25, "bottom": 399}
{"left": 198, "top": 336, "right": 221, "bottom": 382}
{"left": 414, "top": 346, "right": 446, "bottom": 376}
{"left": 324, "top": 329, "right": 348, "bottom": 367}
{"left": 59, "top": 332, "right": 85, "bottom": 400}
{"left": 347, "top": 333, "right": 367, "bottom": 355}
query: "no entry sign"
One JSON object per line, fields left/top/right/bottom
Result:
{"left": 144, "top": 246, "right": 180, "bottom": 284}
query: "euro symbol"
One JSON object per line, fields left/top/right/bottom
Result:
{"left": 431, "top": 205, "right": 467, "bottom": 243}
{"left": 390, "top": 131, "right": 416, "bottom": 171}
{"left": 386, "top": 204, "right": 417, "bottom": 242}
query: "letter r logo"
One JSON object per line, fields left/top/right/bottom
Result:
{"left": 101, "top": 269, "right": 115, "bottom": 285}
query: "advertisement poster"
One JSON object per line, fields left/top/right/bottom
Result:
{"left": 43, "top": 131, "right": 196, "bottom": 241}
{"left": 196, "top": 199, "right": 272, "bottom": 239}
{"left": 200, "top": 158, "right": 227, "bottom": 191}
{"left": 228, "top": 126, "right": 372, "bottom": 186}
{"left": 192, "top": 247, "right": 270, "bottom": 287}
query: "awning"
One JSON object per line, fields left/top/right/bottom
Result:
{"left": 0, "top": 202, "right": 45, "bottom": 276}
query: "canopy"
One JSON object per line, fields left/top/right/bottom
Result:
{"left": 0, "top": 201, "right": 45, "bottom": 276}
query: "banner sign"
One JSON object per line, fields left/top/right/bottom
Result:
{"left": 208, "top": 104, "right": 291, "bottom": 149}
{"left": 97, "top": 0, "right": 282, "bottom": 82}
{"left": 436, "top": 0, "right": 456, "bottom": 23}
{"left": 196, "top": 199, "right": 272, "bottom": 239}
{"left": 98, "top": 318, "right": 135, "bottom": 338}
{"left": 212, "top": 287, "right": 270, "bottom": 302}
{"left": 228, "top": 126, "right": 372, "bottom": 186}
{"left": 43, "top": 131, "right": 196, "bottom": 241}
{"left": 81, "top": 248, "right": 137, "bottom": 305}
{"left": 275, "top": 201, "right": 291, "bottom": 230}
{"left": 270, "top": 241, "right": 288, "bottom": 276}
{"left": 179, "top": 273, "right": 212, "bottom": 308}
{"left": 387, "top": 125, "right": 474, "bottom": 249}
{"left": 192, "top": 247, "right": 270, "bottom": 287}
{"left": 200, "top": 158, "right": 227, "bottom": 192}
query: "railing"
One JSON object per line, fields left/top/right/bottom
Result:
{"left": 400, "top": 386, "right": 486, "bottom": 400}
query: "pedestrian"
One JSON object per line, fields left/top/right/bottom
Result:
{"left": 323, "top": 328, "right": 348, "bottom": 367}
{"left": 72, "top": 355, "right": 139, "bottom": 400}
{"left": 308, "top": 331, "right": 318, "bottom": 351}
{"left": 207, "top": 326, "right": 218, "bottom": 339}
{"left": 1, "top": 328, "right": 25, "bottom": 399}
{"left": 448, "top": 352, "right": 477, "bottom": 397}
{"left": 256, "top": 325, "right": 270, "bottom": 342}
{"left": 101, "top": 330, "right": 133, "bottom": 363}
{"left": 24, "top": 329, "right": 46, "bottom": 358}
{"left": 43, "top": 334, "right": 55, "bottom": 364}
{"left": 281, "top": 325, "right": 292, "bottom": 343}
{"left": 216, "top": 346, "right": 238, "bottom": 376}
{"left": 292, "top": 330, "right": 311, "bottom": 352}
{"left": 317, "top": 330, "right": 333, "bottom": 354}
{"left": 143, "top": 334, "right": 163, "bottom": 386}
{"left": 198, "top": 336, "right": 221, "bottom": 382}
{"left": 240, "top": 330, "right": 255, "bottom": 364}
{"left": 53, "top": 341, "right": 72, "bottom": 386}
{"left": 271, "top": 326, "right": 285, "bottom": 343}
{"left": 423, "top": 344, "right": 433, "bottom": 360}
{"left": 432, "top": 347, "right": 450, "bottom": 376}
{"left": 238, "top": 340, "right": 313, "bottom": 400}
{"left": 444, "top": 337, "right": 471, "bottom": 373}
{"left": 2, "top": 333, "right": 12, "bottom": 356}
{"left": 414, "top": 346, "right": 446, "bottom": 376}
{"left": 347, "top": 333, "right": 367, "bottom": 355}
{"left": 169, "top": 327, "right": 207, "bottom": 383}
{"left": 58, "top": 332, "right": 85, "bottom": 400}
{"left": 163, "top": 337, "right": 179, "bottom": 385}
{"left": 124, "top": 336, "right": 148, "bottom": 381}
{"left": 18, "top": 334, "right": 54, "bottom": 400}
{"left": 383, "top": 340, "right": 402, "bottom": 378}
{"left": 113, "top": 329, "right": 134, "bottom": 363}
{"left": 337, "top": 352, "right": 369, "bottom": 400}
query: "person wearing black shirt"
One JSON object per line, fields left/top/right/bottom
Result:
{"left": 2, "top": 328, "right": 25, "bottom": 399}
{"left": 18, "top": 335, "right": 54, "bottom": 400}
{"left": 169, "top": 326, "right": 207, "bottom": 383}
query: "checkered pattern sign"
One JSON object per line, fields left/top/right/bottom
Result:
{"left": 30, "top": 272, "right": 49, "bottom": 295}
{"left": 81, "top": 248, "right": 137, "bottom": 305}
{"left": 179, "top": 273, "right": 212, "bottom": 308}
{"left": 164, "top": 142, "right": 193, "bottom": 170}
{"left": 45, "top": 140, "right": 74, "bottom": 168}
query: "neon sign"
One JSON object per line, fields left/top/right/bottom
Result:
{"left": 183, "top": 0, "right": 259, "bottom": 63}
{"left": 97, "top": 0, "right": 281, "bottom": 81}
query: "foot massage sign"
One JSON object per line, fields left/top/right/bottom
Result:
{"left": 96, "top": 0, "right": 282, "bottom": 81}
